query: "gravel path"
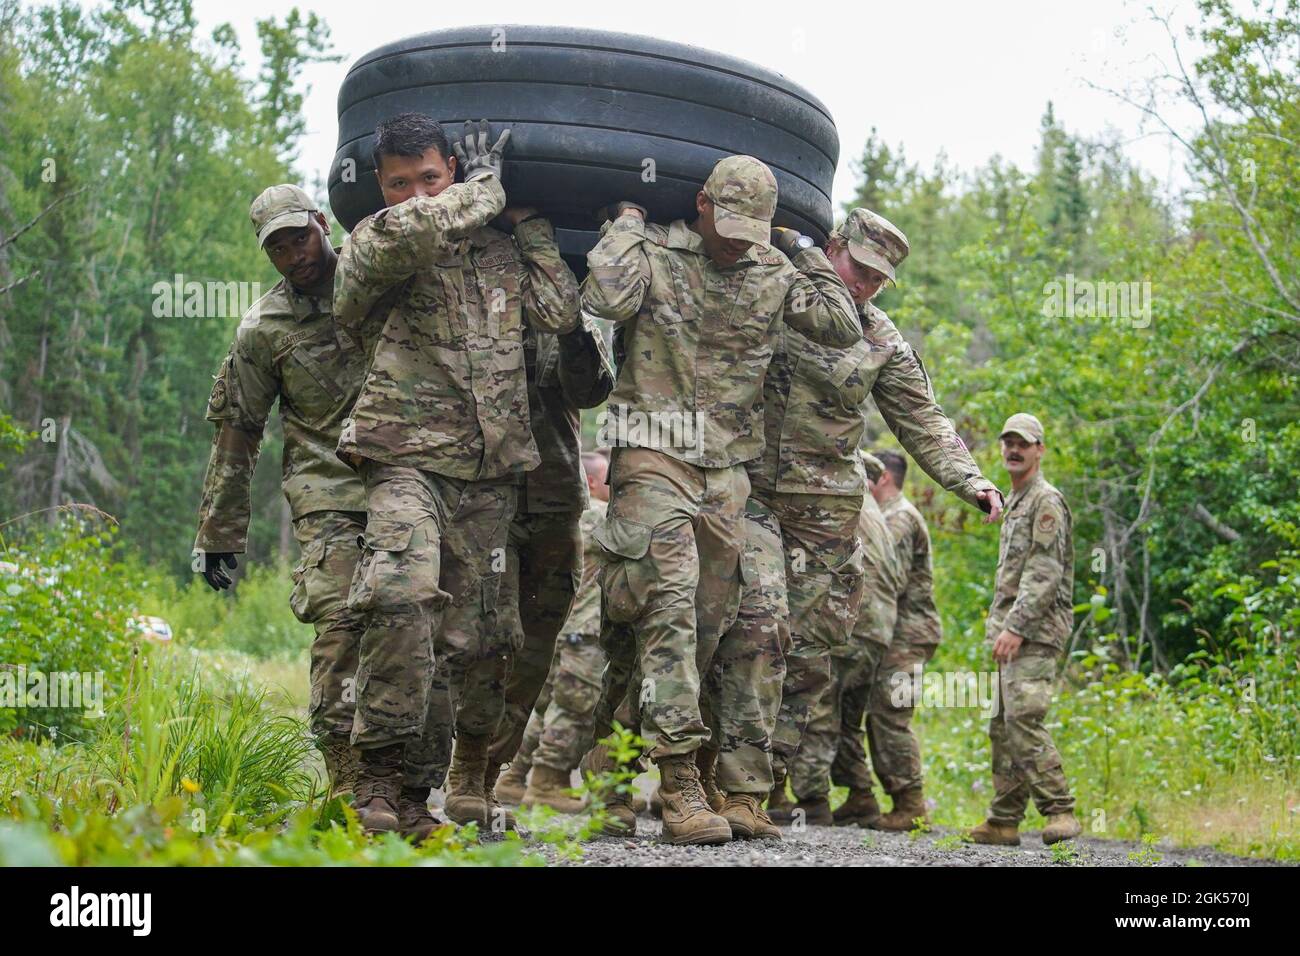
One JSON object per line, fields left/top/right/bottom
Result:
{"left": 518, "top": 819, "right": 1281, "bottom": 867}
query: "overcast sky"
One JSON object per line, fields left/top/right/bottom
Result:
{"left": 192, "top": 0, "right": 1213, "bottom": 208}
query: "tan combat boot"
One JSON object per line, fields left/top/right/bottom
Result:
{"left": 1042, "top": 811, "right": 1082, "bottom": 845}
{"left": 579, "top": 745, "right": 636, "bottom": 833}
{"left": 766, "top": 769, "right": 795, "bottom": 824}
{"left": 872, "top": 787, "right": 929, "bottom": 831}
{"left": 793, "top": 794, "right": 833, "bottom": 826}
{"left": 493, "top": 761, "right": 529, "bottom": 805}
{"left": 522, "top": 764, "right": 587, "bottom": 814}
{"left": 482, "top": 758, "right": 518, "bottom": 831}
{"left": 721, "top": 793, "right": 784, "bottom": 841}
{"left": 656, "top": 754, "right": 733, "bottom": 846}
{"left": 321, "top": 735, "right": 360, "bottom": 801}
{"left": 968, "top": 819, "right": 1021, "bottom": 846}
{"left": 444, "top": 733, "right": 515, "bottom": 830}
{"left": 833, "top": 788, "right": 881, "bottom": 828}
{"left": 398, "top": 785, "right": 441, "bottom": 843}
{"left": 696, "top": 748, "right": 726, "bottom": 812}
{"left": 353, "top": 744, "right": 402, "bottom": 834}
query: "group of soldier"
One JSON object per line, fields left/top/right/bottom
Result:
{"left": 194, "top": 113, "right": 1082, "bottom": 849}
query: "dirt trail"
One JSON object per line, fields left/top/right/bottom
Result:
{"left": 525, "top": 820, "right": 1282, "bottom": 867}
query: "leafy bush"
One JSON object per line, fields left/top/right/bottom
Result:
{"left": 0, "top": 522, "right": 141, "bottom": 740}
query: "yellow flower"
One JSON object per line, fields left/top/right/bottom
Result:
{"left": 181, "top": 778, "right": 201, "bottom": 794}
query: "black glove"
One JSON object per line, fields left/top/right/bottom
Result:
{"left": 453, "top": 119, "right": 511, "bottom": 182}
{"left": 770, "top": 227, "right": 814, "bottom": 257}
{"left": 199, "top": 552, "right": 238, "bottom": 591}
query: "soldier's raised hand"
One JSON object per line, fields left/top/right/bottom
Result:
{"left": 977, "top": 487, "right": 1005, "bottom": 523}
{"left": 454, "top": 119, "right": 511, "bottom": 182}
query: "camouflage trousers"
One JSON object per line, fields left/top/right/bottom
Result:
{"left": 988, "top": 642, "right": 1074, "bottom": 824}
{"left": 701, "top": 499, "right": 790, "bottom": 794}
{"left": 488, "top": 510, "right": 583, "bottom": 768}
{"left": 288, "top": 510, "right": 367, "bottom": 744}
{"left": 865, "top": 638, "right": 937, "bottom": 795}
{"left": 596, "top": 448, "right": 749, "bottom": 760}
{"left": 348, "top": 461, "right": 516, "bottom": 758}
{"left": 761, "top": 490, "right": 866, "bottom": 775}
{"left": 512, "top": 631, "right": 607, "bottom": 773}
{"left": 792, "top": 560, "right": 899, "bottom": 798}
{"left": 791, "top": 640, "right": 885, "bottom": 799}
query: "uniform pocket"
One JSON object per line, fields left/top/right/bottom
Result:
{"left": 1001, "top": 653, "right": 1057, "bottom": 721}
{"left": 347, "top": 518, "right": 445, "bottom": 612}
{"left": 289, "top": 537, "right": 328, "bottom": 623}
{"left": 594, "top": 514, "right": 654, "bottom": 624}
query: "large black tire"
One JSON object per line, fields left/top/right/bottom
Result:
{"left": 328, "top": 25, "right": 839, "bottom": 273}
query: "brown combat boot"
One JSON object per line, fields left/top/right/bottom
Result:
{"left": 793, "top": 794, "right": 833, "bottom": 826}
{"left": 696, "top": 748, "right": 726, "bottom": 812}
{"left": 353, "top": 744, "right": 402, "bottom": 834}
{"left": 721, "top": 793, "right": 784, "bottom": 841}
{"left": 321, "top": 735, "right": 360, "bottom": 801}
{"left": 579, "top": 745, "right": 636, "bottom": 833}
{"left": 833, "top": 788, "right": 881, "bottom": 828}
{"left": 766, "top": 769, "right": 795, "bottom": 823}
{"left": 872, "top": 787, "right": 929, "bottom": 831}
{"left": 1042, "top": 811, "right": 1082, "bottom": 845}
{"left": 656, "top": 754, "right": 732, "bottom": 846}
{"left": 493, "top": 761, "right": 528, "bottom": 805}
{"left": 398, "top": 785, "right": 441, "bottom": 843}
{"left": 482, "top": 758, "right": 517, "bottom": 831}
{"left": 444, "top": 733, "right": 515, "bottom": 830}
{"left": 968, "top": 819, "right": 1021, "bottom": 846}
{"left": 521, "top": 764, "right": 586, "bottom": 814}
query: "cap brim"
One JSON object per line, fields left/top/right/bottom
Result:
{"left": 713, "top": 205, "right": 769, "bottom": 245}
{"left": 847, "top": 242, "right": 897, "bottom": 283}
{"left": 1000, "top": 428, "right": 1041, "bottom": 443}
{"left": 257, "top": 210, "right": 311, "bottom": 247}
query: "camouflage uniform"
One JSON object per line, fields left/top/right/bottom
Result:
{"left": 703, "top": 498, "right": 790, "bottom": 793}
{"left": 194, "top": 269, "right": 371, "bottom": 746}
{"left": 866, "top": 492, "right": 941, "bottom": 796}
{"left": 791, "top": 486, "right": 904, "bottom": 797}
{"left": 581, "top": 161, "right": 861, "bottom": 760}
{"left": 332, "top": 171, "right": 580, "bottom": 755}
{"left": 986, "top": 470, "right": 1075, "bottom": 824}
{"left": 488, "top": 321, "right": 615, "bottom": 769}
{"left": 516, "top": 498, "right": 611, "bottom": 774}
{"left": 755, "top": 324, "right": 882, "bottom": 776}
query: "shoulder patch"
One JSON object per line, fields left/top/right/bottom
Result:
{"left": 208, "top": 375, "right": 229, "bottom": 413}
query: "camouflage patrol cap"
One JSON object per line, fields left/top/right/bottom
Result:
{"left": 703, "top": 155, "right": 778, "bottom": 246}
{"left": 860, "top": 450, "right": 886, "bottom": 482}
{"left": 834, "top": 208, "right": 910, "bottom": 283}
{"left": 1000, "top": 412, "right": 1045, "bottom": 444}
{"left": 250, "top": 184, "right": 318, "bottom": 247}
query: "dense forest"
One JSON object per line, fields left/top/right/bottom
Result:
{"left": 0, "top": 0, "right": 1296, "bottom": 863}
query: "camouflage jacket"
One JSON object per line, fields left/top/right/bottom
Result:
{"left": 563, "top": 498, "right": 607, "bottom": 637}
{"left": 194, "top": 269, "right": 372, "bottom": 554}
{"left": 852, "top": 491, "right": 906, "bottom": 648}
{"left": 333, "top": 174, "right": 581, "bottom": 480}
{"left": 986, "top": 472, "right": 1074, "bottom": 649}
{"left": 581, "top": 215, "right": 860, "bottom": 469}
{"left": 881, "top": 492, "right": 943, "bottom": 647}
{"left": 521, "top": 319, "right": 616, "bottom": 513}
{"left": 748, "top": 323, "right": 884, "bottom": 496}
{"left": 861, "top": 303, "right": 999, "bottom": 510}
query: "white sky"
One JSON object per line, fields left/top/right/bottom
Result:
{"left": 193, "top": 0, "right": 1213, "bottom": 208}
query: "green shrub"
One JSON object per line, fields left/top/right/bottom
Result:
{"left": 0, "top": 522, "right": 141, "bottom": 740}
